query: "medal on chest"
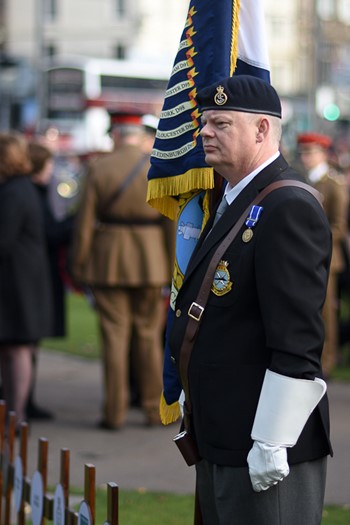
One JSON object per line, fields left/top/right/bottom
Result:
{"left": 211, "top": 260, "right": 233, "bottom": 296}
{"left": 242, "top": 204, "right": 264, "bottom": 243}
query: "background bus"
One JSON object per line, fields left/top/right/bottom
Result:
{"left": 39, "top": 55, "right": 171, "bottom": 154}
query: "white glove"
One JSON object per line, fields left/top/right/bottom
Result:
{"left": 247, "top": 370, "right": 327, "bottom": 492}
{"left": 179, "top": 390, "right": 185, "bottom": 417}
{"left": 247, "top": 441, "right": 290, "bottom": 492}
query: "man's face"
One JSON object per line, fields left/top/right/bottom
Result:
{"left": 298, "top": 144, "right": 327, "bottom": 171}
{"left": 200, "top": 109, "right": 258, "bottom": 181}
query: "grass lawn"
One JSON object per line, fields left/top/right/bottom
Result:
{"left": 43, "top": 291, "right": 350, "bottom": 381}
{"left": 43, "top": 291, "right": 350, "bottom": 523}
{"left": 71, "top": 487, "right": 350, "bottom": 524}
{"left": 43, "top": 291, "right": 100, "bottom": 358}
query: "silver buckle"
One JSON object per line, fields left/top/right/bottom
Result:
{"left": 188, "top": 302, "right": 204, "bottom": 321}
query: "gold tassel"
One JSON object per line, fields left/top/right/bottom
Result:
{"left": 147, "top": 168, "right": 214, "bottom": 220}
{"left": 159, "top": 391, "right": 181, "bottom": 425}
{"left": 230, "top": 0, "right": 241, "bottom": 75}
{"left": 201, "top": 190, "right": 211, "bottom": 231}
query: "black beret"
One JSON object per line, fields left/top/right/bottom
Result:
{"left": 197, "top": 75, "right": 282, "bottom": 118}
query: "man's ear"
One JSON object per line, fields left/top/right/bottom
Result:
{"left": 256, "top": 118, "right": 269, "bottom": 143}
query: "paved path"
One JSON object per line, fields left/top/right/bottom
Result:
{"left": 21, "top": 350, "right": 350, "bottom": 505}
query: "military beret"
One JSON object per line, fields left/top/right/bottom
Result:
{"left": 196, "top": 75, "right": 282, "bottom": 118}
{"left": 297, "top": 132, "right": 332, "bottom": 149}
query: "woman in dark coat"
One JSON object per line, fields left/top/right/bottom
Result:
{"left": 28, "top": 142, "right": 74, "bottom": 418}
{"left": 0, "top": 133, "right": 53, "bottom": 427}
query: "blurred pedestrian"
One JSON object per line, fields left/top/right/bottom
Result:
{"left": 141, "top": 113, "right": 160, "bottom": 154}
{"left": 28, "top": 141, "right": 75, "bottom": 419}
{"left": 71, "top": 110, "right": 174, "bottom": 429}
{"left": 128, "top": 113, "right": 173, "bottom": 408}
{"left": 0, "top": 132, "right": 53, "bottom": 429}
{"left": 297, "top": 132, "right": 349, "bottom": 378}
{"left": 337, "top": 160, "right": 350, "bottom": 353}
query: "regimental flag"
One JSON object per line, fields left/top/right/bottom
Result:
{"left": 147, "top": 0, "right": 271, "bottom": 423}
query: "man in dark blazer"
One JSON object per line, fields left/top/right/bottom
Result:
{"left": 168, "top": 76, "right": 332, "bottom": 524}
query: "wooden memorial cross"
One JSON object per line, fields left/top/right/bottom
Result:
{"left": 104, "top": 483, "right": 119, "bottom": 525}
{"left": 4, "top": 412, "right": 16, "bottom": 525}
{"left": 60, "top": 448, "right": 70, "bottom": 525}
{"left": 0, "top": 403, "right": 120, "bottom": 525}
{"left": 30, "top": 437, "right": 53, "bottom": 525}
{"left": 53, "top": 447, "right": 75, "bottom": 525}
{"left": 16, "top": 421, "right": 30, "bottom": 525}
{"left": 77, "top": 465, "right": 95, "bottom": 525}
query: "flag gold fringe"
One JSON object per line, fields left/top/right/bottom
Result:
{"left": 147, "top": 167, "right": 214, "bottom": 220}
{"left": 230, "top": 0, "right": 241, "bottom": 75}
{"left": 159, "top": 391, "right": 181, "bottom": 425}
{"left": 202, "top": 190, "right": 211, "bottom": 231}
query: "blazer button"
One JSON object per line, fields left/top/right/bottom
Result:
{"left": 175, "top": 309, "right": 181, "bottom": 317}
{"left": 170, "top": 356, "right": 176, "bottom": 364}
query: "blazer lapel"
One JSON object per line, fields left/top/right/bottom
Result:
{"left": 183, "top": 155, "right": 289, "bottom": 282}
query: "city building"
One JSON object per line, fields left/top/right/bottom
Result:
{"left": 0, "top": 0, "right": 350, "bottom": 146}
{"left": 4, "top": 0, "right": 187, "bottom": 66}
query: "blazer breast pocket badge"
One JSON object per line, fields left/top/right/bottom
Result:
{"left": 211, "top": 260, "right": 233, "bottom": 296}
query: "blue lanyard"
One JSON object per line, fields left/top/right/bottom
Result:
{"left": 245, "top": 205, "right": 263, "bottom": 228}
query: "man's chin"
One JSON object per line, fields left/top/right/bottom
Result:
{"left": 204, "top": 151, "right": 217, "bottom": 166}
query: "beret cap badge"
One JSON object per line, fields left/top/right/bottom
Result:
{"left": 197, "top": 75, "right": 282, "bottom": 118}
{"left": 214, "top": 85, "right": 228, "bottom": 106}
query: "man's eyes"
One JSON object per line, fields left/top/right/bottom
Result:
{"left": 200, "top": 120, "right": 230, "bottom": 128}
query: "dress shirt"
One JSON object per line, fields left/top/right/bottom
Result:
{"left": 224, "top": 151, "right": 280, "bottom": 205}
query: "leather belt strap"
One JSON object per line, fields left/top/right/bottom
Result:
{"left": 101, "top": 153, "right": 149, "bottom": 212}
{"left": 179, "top": 180, "right": 322, "bottom": 422}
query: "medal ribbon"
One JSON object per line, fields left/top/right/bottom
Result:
{"left": 245, "top": 205, "right": 263, "bottom": 229}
